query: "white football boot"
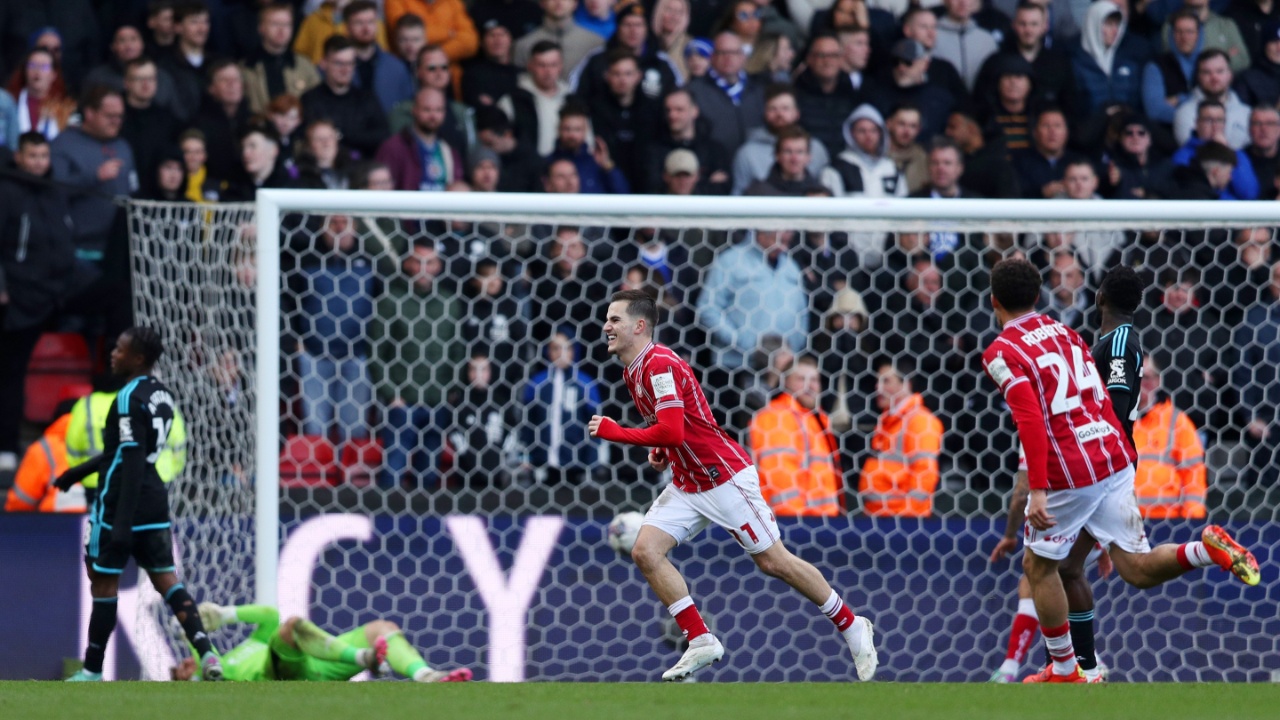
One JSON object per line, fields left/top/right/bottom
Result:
{"left": 661, "top": 634, "right": 724, "bottom": 682}
{"left": 844, "top": 616, "right": 878, "bottom": 681}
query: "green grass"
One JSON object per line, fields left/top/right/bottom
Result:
{"left": 5, "top": 682, "right": 1280, "bottom": 720}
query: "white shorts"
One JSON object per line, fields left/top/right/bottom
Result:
{"left": 1024, "top": 465, "right": 1151, "bottom": 562}
{"left": 643, "top": 466, "right": 781, "bottom": 555}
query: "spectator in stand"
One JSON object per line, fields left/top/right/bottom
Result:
{"left": 296, "top": 119, "right": 352, "bottom": 190}
{"left": 370, "top": 239, "right": 464, "bottom": 488}
{"left": 468, "top": 147, "right": 502, "bottom": 192}
{"left": 747, "top": 0, "right": 804, "bottom": 52}
{"left": 470, "top": 0, "right": 544, "bottom": 40}
{"left": 645, "top": 88, "right": 732, "bottom": 195}
{"left": 715, "top": 0, "right": 764, "bottom": 54}
{"left": 1011, "top": 107, "right": 1083, "bottom": 199}
{"left": 1171, "top": 102, "right": 1258, "bottom": 199}
{"left": 572, "top": 0, "right": 680, "bottom": 103}
{"left": 976, "top": 3, "right": 1074, "bottom": 109}
{"left": 661, "top": 149, "right": 700, "bottom": 195}
{"left": 376, "top": 87, "right": 464, "bottom": 191}
{"left": 519, "top": 331, "right": 605, "bottom": 485}
{"left": 978, "top": 54, "right": 1035, "bottom": 155}
{"left": 514, "top": 0, "right": 606, "bottom": 76}
{"left": 292, "top": 214, "right": 375, "bottom": 446}
{"left": 1162, "top": 0, "right": 1250, "bottom": 72}
{"left": 194, "top": 59, "right": 252, "bottom": 184}
{"left": 463, "top": 20, "right": 519, "bottom": 107}
{"left": 745, "top": 125, "right": 831, "bottom": 195}
{"left": 179, "top": 129, "right": 226, "bottom": 202}
{"left": 497, "top": 40, "right": 572, "bottom": 156}
{"left": 390, "top": 45, "right": 472, "bottom": 159}
{"left": 302, "top": 36, "right": 390, "bottom": 159}
{"left": 460, "top": 259, "right": 529, "bottom": 382}
{"left": 145, "top": 1, "right": 178, "bottom": 57}
{"left": 697, "top": 225, "right": 807, "bottom": 373}
{"left": 122, "top": 57, "right": 179, "bottom": 198}
{"left": 1132, "top": 356, "right": 1207, "bottom": 520}
{"left": 51, "top": 87, "right": 135, "bottom": 271}
{"left": 1234, "top": 260, "right": 1280, "bottom": 487}
{"left": 732, "top": 84, "right": 831, "bottom": 195}
{"left": 386, "top": 0, "right": 481, "bottom": 71}
{"left": 8, "top": 48, "right": 74, "bottom": 141}
{"left": 1069, "top": 1, "right": 1148, "bottom": 119}
{"left": 752, "top": 32, "right": 799, "bottom": 81}
{"left": 1142, "top": 9, "right": 1201, "bottom": 127}
{"left": 1234, "top": 19, "right": 1280, "bottom": 108}
{"left": 160, "top": 1, "right": 215, "bottom": 124}
{"left": 1205, "top": 227, "right": 1273, "bottom": 323}
{"left": 935, "top": 0, "right": 999, "bottom": 90}
{"left": 652, "top": 0, "right": 693, "bottom": 80}
{"left": 226, "top": 123, "right": 294, "bottom": 199}
{"left": 295, "top": 0, "right": 390, "bottom": 65}
{"left": 266, "top": 94, "right": 305, "bottom": 159}
{"left": 0, "top": 90, "right": 16, "bottom": 151}
{"left": 684, "top": 38, "right": 712, "bottom": 80}
{"left": 1107, "top": 114, "right": 1174, "bottom": 199}
{"left": 911, "top": 136, "right": 980, "bottom": 198}
{"left": 1246, "top": 106, "right": 1280, "bottom": 199}
{"left": 0, "top": 132, "right": 75, "bottom": 471}
{"left": 590, "top": 51, "right": 662, "bottom": 191}
{"left": 1173, "top": 49, "right": 1251, "bottom": 148}
{"left": 85, "top": 26, "right": 181, "bottom": 117}
{"left": 865, "top": 39, "right": 958, "bottom": 143}
{"left": 546, "top": 101, "right": 630, "bottom": 194}
{"left": 240, "top": 3, "right": 321, "bottom": 115}
{"left": 145, "top": 150, "right": 189, "bottom": 202}
{"left": 1, "top": 7, "right": 95, "bottom": 97}
{"left": 1227, "top": 0, "right": 1280, "bottom": 62}
{"left": 1043, "top": 251, "right": 1088, "bottom": 330}
{"left": 543, "top": 155, "right": 582, "bottom": 193}
{"left": 474, "top": 106, "right": 543, "bottom": 192}
{"left": 444, "top": 353, "right": 517, "bottom": 486}
{"left": 345, "top": 1, "right": 416, "bottom": 114}
{"left": 528, "top": 227, "right": 609, "bottom": 351}
{"left": 392, "top": 15, "right": 429, "bottom": 76}
{"left": 575, "top": 0, "right": 618, "bottom": 40}
{"left": 887, "top": 104, "right": 928, "bottom": 194}
{"left": 687, "top": 32, "right": 768, "bottom": 155}
{"left": 1060, "top": 161, "right": 1125, "bottom": 278}
{"left": 897, "top": 8, "right": 969, "bottom": 103}
{"left": 837, "top": 27, "right": 872, "bottom": 93}
{"left": 749, "top": 355, "right": 844, "bottom": 517}
{"left": 944, "top": 108, "right": 1020, "bottom": 199}
{"left": 858, "top": 359, "right": 943, "bottom": 518}
{"left": 794, "top": 33, "right": 861, "bottom": 155}
{"left": 823, "top": 104, "right": 907, "bottom": 198}
{"left": 1145, "top": 269, "right": 1233, "bottom": 435}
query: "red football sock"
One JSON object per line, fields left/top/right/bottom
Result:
{"left": 670, "top": 599, "right": 709, "bottom": 641}
{"left": 1007, "top": 612, "right": 1040, "bottom": 663}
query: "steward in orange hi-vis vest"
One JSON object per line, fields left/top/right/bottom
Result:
{"left": 5, "top": 413, "right": 85, "bottom": 513}
{"left": 750, "top": 386, "right": 843, "bottom": 516}
{"left": 859, "top": 363, "right": 942, "bottom": 517}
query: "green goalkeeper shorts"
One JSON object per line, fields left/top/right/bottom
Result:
{"left": 268, "top": 627, "right": 369, "bottom": 681}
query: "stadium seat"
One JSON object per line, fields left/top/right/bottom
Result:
{"left": 339, "top": 438, "right": 383, "bottom": 487}
{"left": 23, "top": 333, "right": 92, "bottom": 425}
{"left": 279, "top": 435, "right": 339, "bottom": 487}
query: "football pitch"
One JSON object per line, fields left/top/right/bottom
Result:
{"left": 6, "top": 682, "right": 1280, "bottom": 720}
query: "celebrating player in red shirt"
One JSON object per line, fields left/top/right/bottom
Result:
{"left": 984, "top": 259, "right": 1260, "bottom": 683}
{"left": 588, "top": 290, "right": 877, "bottom": 682}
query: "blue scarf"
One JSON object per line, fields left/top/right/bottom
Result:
{"left": 709, "top": 69, "right": 746, "bottom": 105}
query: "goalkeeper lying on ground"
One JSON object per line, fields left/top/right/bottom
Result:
{"left": 170, "top": 604, "right": 472, "bottom": 683}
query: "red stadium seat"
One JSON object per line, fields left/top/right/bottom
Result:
{"left": 339, "top": 438, "right": 383, "bottom": 487}
{"left": 279, "top": 435, "right": 338, "bottom": 487}
{"left": 24, "top": 333, "right": 92, "bottom": 424}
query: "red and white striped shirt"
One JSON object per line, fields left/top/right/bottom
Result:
{"left": 983, "top": 312, "right": 1134, "bottom": 491}
{"left": 622, "top": 342, "right": 753, "bottom": 493}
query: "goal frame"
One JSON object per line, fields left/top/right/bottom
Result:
{"left": 252, "top": 191, "right": 1280, "bottom": 605}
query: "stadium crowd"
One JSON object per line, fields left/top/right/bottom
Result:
{"left": 0, "top": 0, "right": 1279, "bottom": 514}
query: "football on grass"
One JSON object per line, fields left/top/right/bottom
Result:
{"left": 607, "top": 512, "right": 644, "bottom": 554}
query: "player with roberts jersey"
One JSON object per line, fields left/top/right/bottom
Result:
{"left": 983, "top": 259, "right": 1260, "bottom": 683}
{"left": 53, "top": 327, "right": 224, "bottom": 682}
{"left": 587, "top": 290, "right": 878, "bottom": 682}
{"left": 989, "top": 266, "right": 1144, "bottom": 683}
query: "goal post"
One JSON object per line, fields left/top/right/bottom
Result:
{"left": 125, "top": 191, "right": 1280, "bottom": 681}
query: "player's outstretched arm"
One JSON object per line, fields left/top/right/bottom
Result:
{"left": 589, "top": 405, "right": 686, "bottom": 447}
{"left": 53, "top": 453, "right": 107, "bottom": 491}
{"left": 990, "top": 470, "right": 1029, "bottom": 563}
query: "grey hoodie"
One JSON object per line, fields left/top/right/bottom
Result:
{"left": 50, "top": 126, "right": 137, "bottom": 260}
{"left": 731, "top": 126, "right": 830, "bottom": 195}
{"left": 822, "top": 105, "right": 906, "bottom": 198}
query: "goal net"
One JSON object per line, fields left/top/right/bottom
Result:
{"left": 128, "top": 193, "right": 1280, "bottom": 682}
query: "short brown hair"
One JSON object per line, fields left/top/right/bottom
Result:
{"left": 774, "top": 124, "right": 810, "bottom": 153}
{"left": 610, "top": 289, "right": 659, "bottom": 332}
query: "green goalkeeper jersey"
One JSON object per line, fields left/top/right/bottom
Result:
{"left": 220, "top": 638, "right": 276, "bottom": 682}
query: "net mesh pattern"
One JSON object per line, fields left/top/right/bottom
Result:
{"left": 129, "top": 199, "right": 1280, "bottom": 681}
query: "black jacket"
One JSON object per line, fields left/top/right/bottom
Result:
{"left": 193, "top": 94, "right": 252, "bottom": 186}
{"left": 976, "top": 45, "right": 1075, "bottom": 109}
{"left": 1233, "top": 57, "right": 1280, "bottom": 108}
{"left": 643, "top": 117, "right": 734, "bottom": 195}
{"left": 0, "top": 166, "right": 75, "bottom": 330}
{"left": 461, "top": 57, "right": 520, "bottom": 108}
{"left": 590, "top": 91, "right": 662, "bottom": 192}
{"left": 961, "top": 143, "right": 1022, "bottom": 199}
{"left": 159, "top": 45, "right": 218, "bottom": 123}
{"left": 794, "top": 68, "right": 861, "bottom": 158}
{"left": 301, "top": 83, "right": 390, "bottom": 158}
{"left": 572, "top": 40, "right": 679, "bottom": 103}
{"left": 1010, "top": 147, "right": 1085, "bottom": 198}
{"left": 123, "top": 103, "right": 181, "bottom": 197}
